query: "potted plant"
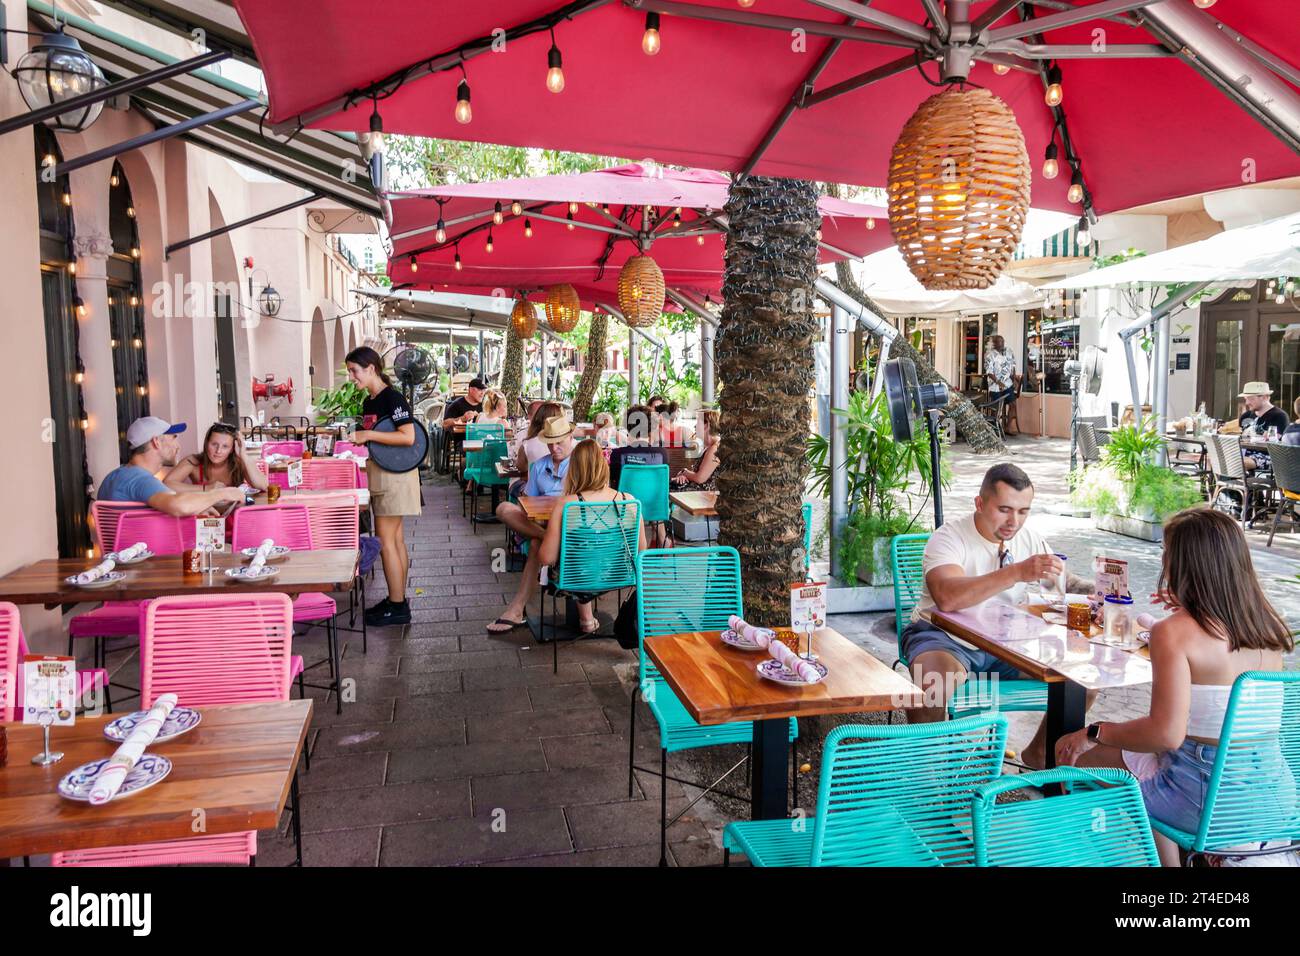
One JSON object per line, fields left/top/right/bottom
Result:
{"left": 312, "top": 372, "right": 367, "bottom": 423}
{"left": 807, "top": 389, "right": 944, "bottom": 586}
{"left": 1070, "top": 419, "right": 1202, "bottom": 542}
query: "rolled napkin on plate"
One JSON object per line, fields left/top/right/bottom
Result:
{"left": 1136, "top": 612, "right": 1157, "bottom": 630}
{"left": 767, "top": 637, "right": 825, "bottom": 684}
{"left": 88, "top": 693, "right": 178, "bottom": 805}
{"left": 248, "top": 538, "right": 275, "bottom": 574}
{"left": 728, "top": 614, "right": 776, "bottom": 648}
{"left": 114, "top": 541, "right": 148, "bottom": 562}
{"left": 75, "top": 558, "right": 116, "bottom": 585}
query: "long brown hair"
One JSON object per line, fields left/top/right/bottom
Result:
{"left": 345, "top": 346, "right": 391, "bottom": 386}
{"left": 527, "top": 401, "right": 562, "bottom": 439}
{"left": 563, "top": 439, "right": 609, "bottom": 496}
{"left": 195, "top": 422, "right": 248, "bottom": 486}
{"left": 1160, "top": 507, "right": 1293, "bottom": 653}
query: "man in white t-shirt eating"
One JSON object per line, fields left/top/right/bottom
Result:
{"left": 903, "top": 463, "right": 1092, "bottom": 767}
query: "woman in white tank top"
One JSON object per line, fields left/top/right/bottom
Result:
{"left": 1056, "top": 508, "right": 1292, "bottom": 866}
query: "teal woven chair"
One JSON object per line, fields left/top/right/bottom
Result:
{"left": 1151, "top": 670, "right": 1300, "bottom": 864}
{"left": 802, "top": 501, "right": 813, "bottom": 576}
{"left": 464, "top": 438, "right": 510, "bottom": 530}
{"left": 619, "top": 464, "right": 671, "bottom": 541}
{"left": 889, "top": 533, "right": 1049, "bottom": 721}
{"left": 546, "top": 499, "right": 641, "bottom": 673}
{"left": 634, "top": 546, "right": 799, "bottom": 867}
{"left": 723, "top": 714, "right": 1007, "bottom": 867}
{"left": 971, "top": 767, "right": 1159, "bottom": 867}
{"left": 462, "top": 422, "right": 507, "bottom": 516}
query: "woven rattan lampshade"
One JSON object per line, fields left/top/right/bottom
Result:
{"left": 887, "top": 86, "right": 1031, "bottom": 291}
{"left": 617, "top": 253, "right": 665, "bottom": 327}
{"left": 543, "top": 283, "right": 581, "bottom": 333}
{"left": 510, "top": 298, "right": 538, "bottom": 339}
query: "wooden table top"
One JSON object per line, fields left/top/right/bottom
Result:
{"left": 670, "top": 490, "right": 718, "bottom": 516}
{"left": 463, "top": 440, "right": 484, "bottom": 452}
{"left": 0, "top": 699, "right": 311, "bottom": 858}
{"left": 0, "top": 549, "right": 359, "bottom": 608}
{"left": 517, "top": 495, "right": 560, "bottom": 524}
{"left": 251, "top": 487, "right": 370, "bottom": 511}
{"left": 643, "top": 626, "right": 922, "bottom": 725}
{"left": 928, "top": 603, "right": 1153, "bottom": 690}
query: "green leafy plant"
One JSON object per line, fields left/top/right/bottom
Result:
{"left": 312, "top": 372, "right": 366, "bottom": 422}
{"left": 807, "top": 390, "right": 948, "bottom": 580}
{"left": 1070, "top": 418, "right": 1201, "bottom": 521}
{"left": 1100, "top": 417, "right": 1165, "bottom": 482}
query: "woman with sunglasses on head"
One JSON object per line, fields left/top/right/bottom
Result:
{"left": 347, "top": 346, "right": 421, "bottom": 628}
{"left": 1055, "top": 507, "right": 1293, "bottom": 866}
{"left": 165, "top": 422, "right": 267, "bottom": 491}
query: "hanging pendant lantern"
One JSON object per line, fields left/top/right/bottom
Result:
{"left": 617, "top": 253, "right": 665, "bottom": 327}
{"left": 887, "top": 86, "right": 1030, "bottom": 290}
{"left": 15, "top": 31, "right": 108, "bottom": 133}
{"left": 511, "top": 297, "right": 538, "bottom": 339}
{"left": 544, "top": 283, "right": 581, "bottom": 333}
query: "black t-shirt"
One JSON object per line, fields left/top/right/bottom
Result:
{"left": 1239, "top": 405, "right": 1289, "bottom": 434}
{"left": 442, "top": 396, "right": 482, "bottom": 422}
{"left": 362, "top": 385, "right": 413, "bottom": 430}
{"left": 608, "top": 445, "right": 668, "bottom": 492}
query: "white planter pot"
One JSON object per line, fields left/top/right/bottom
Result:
{"left": 1094, "top": 510, "right": 1164, "bottom": 543}
{"left": 854, "top": 536, "right": 896, "bottom": 587}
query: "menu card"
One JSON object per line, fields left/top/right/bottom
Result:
{"left": 790, "top": 581, "right": 827, "bottom": 634}
{"left": 314, "top": 434, "right": 335, "bottom": 456}
{"left": 1094, "top": 556, "right": 1130, "bottom": 599}
{"left": 195, "top": 516, "right": 225, "bottom": 553}
{"left": 23, "top": 656, "right": 76, "bottom": 726}
{"left": 287, "top": 459, "right": 303, "bottom": 488}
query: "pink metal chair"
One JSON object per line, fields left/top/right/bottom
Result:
{"left": 89, "top": 500, "right": 150, "bottom": 555}
{"left": 302, "top": 495, "right": 367, "bottom": 652}
{"left": 299, "top": 458, "right": 358, "bottom": 490}
{"left": 51, "top": 593, "right": 300, "bottom": 867}
{"left": 333, "top": 441, "right": 369, "bottom": 488}
{"left": 261, "top": 440, "right": 305, "bottom": 459}
{"left": 231, "top": 504, "right": 342, "bottom": 714}
{"left": 2, "top": 603, "right": 110, "bottom": 722}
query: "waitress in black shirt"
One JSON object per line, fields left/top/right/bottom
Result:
{"left": 347, "top": 346, "right": 419, "bottom": 627}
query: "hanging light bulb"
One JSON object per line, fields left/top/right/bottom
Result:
{"left": 568, "top": 201, "right": 578, "bottom": 215}
{"left": 566, "top": 211, "right": 575, "bottom": 230}
{"left": 454, "top": 78, "right": 472, "bottom": 125}
{"left": 992, "top": 63, "right": 1010, "bottom": 76}
{"left": 1076, "top": 216, "right": 1092, "bottom": 248}
{"left": 454, "top": 250, "right": 463, "bottom": 271}
{"left": 866, "top": 218, "right": 876, "bottom": 231}
{"left": 80, "top": 416, "right": 89, "bottom": 431}
{"left": 62, "top": 192, "right": 72, "bottom": 207}
{"left": 129, "top": 294, "right": 139, "bottom": 307}
{"left": 511, "top": 199, "right": 523, "bottom": 216}
{"left": 368, "top": 102, "right": 384, "bottom": 157}
{"left": 1042, "top": 142, "right": 1060, "bottom": 180}
{"left": 110, "top": 171, "right": 120, "bottom": 187}
{"left": 132, "top": 337, "right": 142, "bottom": 349}
{"left": 74, "top": 370, "right": 84, "bottom": 385}
{"left": 524, "top": 218, "right": 533, "bottom": 238}
{"left": 546, "top": 36, "right": 565, "bottom": 93}
{"left": 642, "top": 12, "right": 662, "bottom": 55}
{"left": 737, "top": 0, "right": 755, "bottom": 7}
{"left": 126, "top": 205, "right": 135, "bottom": 219}
{"left": 493, "top": 201, "right": 504, "bottom": 225}
{"left": 435, "top": 218, "right": 447, "bottom": 244}
{"left": 602, "top": 204, "right": 611, "bottom": 215}
{"left": 68, "top": 261, "right": 76, "bottom": 275}
{"left": 75, "top": 298, "right": 86, "bottom": 318}
{"left": 137, "top": 385, "right": 147, "bottom": 397}
{"left": 1044, "top": 65, "right": 1064, "bottom": 107}
{"left": 815, "top": 228, "right": 823, "bottom": 241}
{"left": 1193, "top": 0, "right": 1216, "bottom": 7}
{"left": 131, "top": 245, "right": 141, "bottom": 259}
{"left": 697, "top": 234, "right": 705, "bottom": 245}
{"left": 1068, "top": 171, "right": 1085, "bottom": 204}
{"left": 486, "top": 231, "right": 494, "bottom": 253}
{"left": 409, "top": 256, "right": 418, "bottom": 273}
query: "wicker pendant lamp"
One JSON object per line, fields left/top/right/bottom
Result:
{"left": 510, "top": 297, "right": 538, "bottom": 339}
{"left": 617, "top": 252, "right": 665, "bottom": 327}
{"left": 543, "top": 283, "right": 581, "bottom": 333}
{"left": 887, "top": 86, "right": 1031, "bottom": 291}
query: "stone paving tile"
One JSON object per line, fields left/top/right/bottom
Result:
{"left": 564, "top": 795, "right": 712, "bottom": 850}
{"left": 527, "top": 683, "right": 608, "bottom": 711}
{"left": 298, "top": 752, "right": 389, "bottom": 794}
{"left": 398, "top": 649, "right": 524, "bottom": 673}
{"left": 299, "top": 780, "right": 472, "bottom": 832}
{"left": 306, "top": 698, "right": 397, "bottom": 729}
{"left": 465, "top": 707, "right": 613, "bottom": 743}
{"left": 379, "top": 809, "right": 573, "bottom": 866}
{"left": 460, "top": 662, "right": 589, "bottom": 691}
{"left": 312, "top": 718, "right": 467, "bottom": 756}
{"left": 258, "top": 826, "right": 383, "bottom": 867}
{"left": 540, "top": 731, "right": 656, "bottom": 771}
{"left": 472, "top": 764, "right": 641, "bottom": 813}
{"left": 386, "top": 739, "right": 548, "bottom": 784}
{"left": 395, "top": 687, "right": 534, "bottom": 720}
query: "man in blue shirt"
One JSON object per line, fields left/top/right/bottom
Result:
{"left": 487, "top": 416, "right": 575, "bottom": 634}
{"left": 98, "top": 416, "right": 246, "bottom": 515}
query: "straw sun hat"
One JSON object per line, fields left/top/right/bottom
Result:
{"left": 540, "top": 415, "right": 575, "bottom": 444}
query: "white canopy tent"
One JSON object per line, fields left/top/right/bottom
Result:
{"left": 850, "top": 247, "right": 1047, "bottom": 317}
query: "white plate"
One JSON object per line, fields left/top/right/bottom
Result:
{"left": 104, "top": 707, "right": 202, "bottom": 743}
{"left": 240, "top": 545, "right": 291, "bottom": 562}
{"left": 720, "top": 628, "right": 767, "bottom": 652}
{"left": 1137, "top": 629, "right": 1151, "bottom": 644}
{"left": 114, "top": 550, "right": 154, "bottom": 566}
{"left": 756, "top": 658, "right": 828, "bottom": 687}
{"left": 64, "top": 571, "right": 128, "bottom": 589}
{"left": 57, "top": 754, "right": 172, "bottom": 802}
{"left": 1042, "top": 611, "right": 1068, "bottom": 626}
{"left": 224, "top": 565, "right": 279, "bottom": 581}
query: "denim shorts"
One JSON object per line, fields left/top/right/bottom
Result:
{"left": 900, "top": 620, "right": 1024, "bottom": 681}
{"left": 1126, "top": 739, "right": 1217, "bottom": 835}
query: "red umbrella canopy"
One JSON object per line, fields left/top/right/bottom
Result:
{"left": 385, "top": 163, "right": 887, "bottom": 299}
{"left": 237, "top": 1, "right": 1300, "bottom": 215}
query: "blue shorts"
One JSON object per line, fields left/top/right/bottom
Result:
{"left": 900, "top": 620, "right": 1024, "bottom": 681}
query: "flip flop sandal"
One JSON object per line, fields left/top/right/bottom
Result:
{"left": 486, "top": 617, "right": 529, "bottom": 634}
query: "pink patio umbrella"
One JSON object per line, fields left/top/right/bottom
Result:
{"left": 384, "top": 163, "right": 888, "bottom": 300}
{"left": 236, "top": 1, "right": 1300, "bottom": 217}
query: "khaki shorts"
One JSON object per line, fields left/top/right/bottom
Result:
{"left": 366, "top": 459, "right": 422, "bottom": 516}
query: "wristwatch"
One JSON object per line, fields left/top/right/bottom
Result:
{"left": 1086, "top": 722, "right": 1104, "bottom": 743}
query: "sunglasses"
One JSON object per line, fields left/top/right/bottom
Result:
{"left": 210, "top": 424, "right": 239, "bottom": 436}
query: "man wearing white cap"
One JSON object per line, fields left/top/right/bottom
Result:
{"left": 97, "top": 416, "right": 246, "bottom": 515}
{"left": 1237, "top": 382, "right": 1288, "bottom": 472}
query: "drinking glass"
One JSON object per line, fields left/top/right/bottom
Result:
{"left": 1040, "top": 553, "right": 1068, "bottom": 605}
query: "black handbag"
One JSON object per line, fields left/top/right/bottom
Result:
{"left": 613, "top": 590, "right": 639, "bottom": 650}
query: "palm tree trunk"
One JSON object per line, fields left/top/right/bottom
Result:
{"left": 831, "top": 260, "right": 1006, "bottom": 454}
{"left": 571, "top": 310, "right": 608, "bottom": 422}
{"left": 499, "top": 325, "right": 524, "bottom": 415}
{"left": 717, "top": 175, "right": 821, "bottom": 625}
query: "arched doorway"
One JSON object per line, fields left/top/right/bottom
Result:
{"left": 331, "top": 315, "right": 346, "bottom": 386}
{"left": 107, "top": 161, "right": 149, "bottom": 461}
{"left": 310, "top": 308, "right": 329, "bottom": 400}
{"left": 35, "top": 127, "right": 91, "bottom": 557}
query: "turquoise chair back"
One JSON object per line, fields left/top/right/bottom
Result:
{"left": 802, "top": 501, "right": 813, "bottom": 573}
{"left": 890, "top": 533, "right": 931, "bottom": 646}
{"left": 635, "top": 546, "right": 742, "bottom": 682}
{"left": 971, "top": 767, "right": 1159, "bottom": 867}
{"left": 467, "top": 422, "right": 505, "bottom": 441}
{"left": 618, "top": 464, "right": 671, "bottom": 523}
{"left": 469, "top": 438, "right": 510, "bottom": 486}
{"left": 809, "top": 714, "right": 1008, "bottom": 866}
{"left": 1184, "top": 670, "right": 1300, "bottom": 852}
{"left": 554, "top": 500, "right": 641, "bottom": 595}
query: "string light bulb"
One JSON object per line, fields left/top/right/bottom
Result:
{"left": 1042, "top": 142, "right": 1060, "bottom": 180}
{"left": 642, "top": 12, "right": 661, "bottom": 56}
{"left": 697, "top": 234, "right": 705, "bottom": 245}
{"left": 568, "top": 201, "right": 578, "bottom": 215}
{"left": 74, "top": 370, "right": 84, "bottom": 385}
{"left": 110, "top": 172, "right": 120, "bottom": 187}
{"left": 75, "top": 299, "right": 86, "bottom": 318}
{"left": 62, "top": 192, "right": 72, "bottom": 207}
{"left": 1045, "top": 65, "right": 1064, "bottom": 107}
{"left": 409, "top": 256, "right": 418, "bottom": 273}
{"left": 131, "top": 246, "right": 140, "bottom": 259}
{"left": 486, "top": 231, "right": 494, "bottom": 253}
{"left": 737, "top": 0, "right": 755, "bottom": 7}
{"left": 454, "top": 250, "right": 463, "bottom": 271}
{"left": 511, "top": 200, "right": 522, "bottom": 216}
{"left": 435, "top": 218, "right": 446, "bottom": 244}
{"left": 866, "top": 218, "right": 876, "bottom": 231}
{"left": 368, "top": 101, "right": 385, "bottom": 156}
{"left": 493, "top": 201, "right": 504, "bottom": 225}
{"left": 566, "top": 211, "right": 575, "bottom": 230}
{"left": 1193, "top": 0, "right": 1216, "bottom": 7}
{"left": 1068, "top": 171, "right": 1085, "bottom": 204}
{"left": 1076, "top": 216, "right": 1092, "bottom": 248}
{"left": 546, "top": 36, "right": 565, "bottom": 94}
{"left": 524, "top": 218, "right": 533, "bottom": 238}
{"left": 68, "top": 261, "right": 76, "bottom": 275}
{"left": 126, "top": 205, "right": 135, "bottom": 219}
{"left": 129, "top": 294, "right": 139, "bottom": 307}
{"left": 137, "top": 385, "right": 147, "bottom": 397}
{"left": 80, "top": 416, "right": 89, "bottom": 431}
{"left": 993, "top": 63, "right": 1010, "bottom": 76}
{"left": 454, "top": 78, "right": 472, "bottom": 125}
